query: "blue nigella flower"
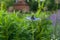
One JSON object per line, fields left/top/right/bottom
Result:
{"left": 26, "top": 15, "right": 41, "bottom": 21}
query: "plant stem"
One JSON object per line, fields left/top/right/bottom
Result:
{"left": 31, "top": 20, "right": 34, "bottom": 40}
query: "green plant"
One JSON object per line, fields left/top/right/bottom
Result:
{"left": 0, "top": 0, "right": 52, "bottom": 40}
{"left": 0, "top": 9, "right": 52, "bottom": 40}
{"left": 0, "top": 0, "right": 15, "bottom": 10}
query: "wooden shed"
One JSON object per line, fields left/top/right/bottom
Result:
{"left": 13, "top": 0, "right": 30, "bottom": 12}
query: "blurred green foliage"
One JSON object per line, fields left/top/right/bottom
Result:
{"left": 0, "top": 0, "right": 58, "bottom": 12}
{"left": 58, "top": 4, "right": 60, "bottom": 9}
{"left": 0, "top": 0, "right": 15, "bottom": 9}
{"left": 0, "top": 10, "right": 52, "bottom": 40}
{"left": 46, "top": 0, "right": 57, "bottom": 11}
{"left": 0, "top": 0, "right": 53, "bottom": 40}
{"left": 26, "top": 0, "right": 38, "bottom": 12}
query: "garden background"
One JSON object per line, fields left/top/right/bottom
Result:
{"left": 0, "top": 0, "right": 60, "bottom": 40}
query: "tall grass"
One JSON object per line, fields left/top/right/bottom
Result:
{"left": 0, "top": 10, "right": 52, "bottom": 40}
{"left": 0, "top": 1, "right": 52, "bottom": 40}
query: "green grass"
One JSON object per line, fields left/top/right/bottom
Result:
{"left": 0, "top": 0, "right": 53, "bottom": 40}
{"left": 0, "top": 10, "right": 52, "bottom": 40}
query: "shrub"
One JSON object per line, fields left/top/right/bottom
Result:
{"left": 0, "top": 10, "right": 52, "bottom": 40}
